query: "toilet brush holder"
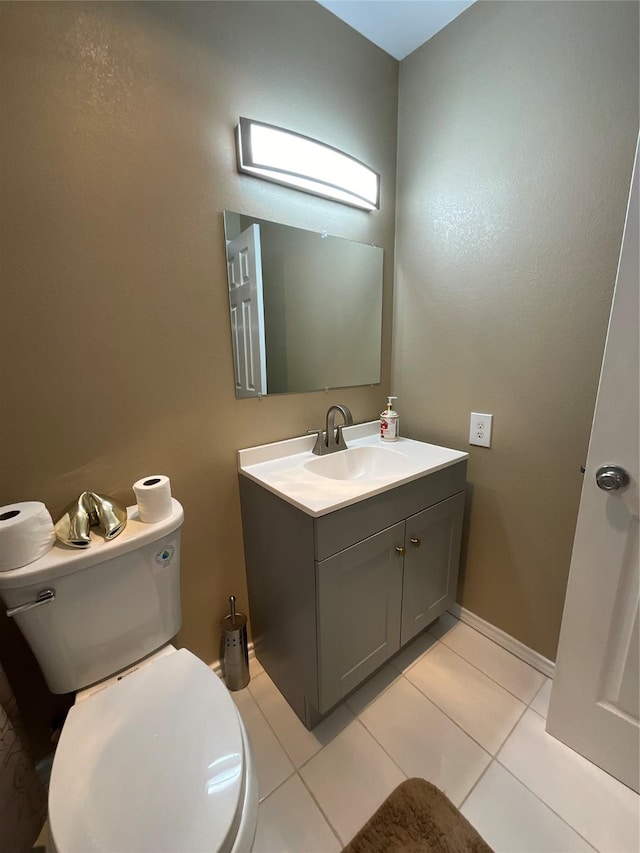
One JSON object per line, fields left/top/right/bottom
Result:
{"left": 221, "top": 595, "right": 249, "bottom": 691}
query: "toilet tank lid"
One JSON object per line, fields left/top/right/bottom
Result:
{"left": 48, "top": 648, "right": 247, "bottom": 853}
{"left": 0, "top": 499, "right": 184, "bottom": 590}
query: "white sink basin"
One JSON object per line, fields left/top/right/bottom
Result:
{"left": 238, "top": 422, "right": 468, "bottom": 517}
{"left": 303, "top": 445, "right": 413, "bottom": 481}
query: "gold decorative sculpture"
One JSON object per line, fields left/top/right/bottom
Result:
{"left": 54, "top": 492, "right": 127, "bottom": 548}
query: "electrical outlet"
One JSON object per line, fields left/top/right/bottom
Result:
{"left": 469, "top": 412, "right": 493, "bottom": 448}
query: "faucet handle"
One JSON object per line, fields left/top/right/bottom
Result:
{"left": 307, "top": 429, "right": 325, "bottom": 456}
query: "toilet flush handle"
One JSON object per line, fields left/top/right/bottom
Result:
{"left": 6, "top": 588, "right": 56, "bottom": 618}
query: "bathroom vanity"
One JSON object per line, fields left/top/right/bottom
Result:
{"left": 238, "top": 422, "right": 467, "bottom": 729}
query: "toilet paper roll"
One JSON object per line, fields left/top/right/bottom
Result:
{"left": 133, "top": 475, "right": 173, "bottom": 524}
{"left": 0, "top": 502, "right": 56, "bottom": 572}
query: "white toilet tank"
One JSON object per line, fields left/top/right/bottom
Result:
{"left": 0, "top": 499, "right": 184, "bottom": 693}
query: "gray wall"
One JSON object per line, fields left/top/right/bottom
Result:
{"left": 394, "top": 0, "right": 639, "bottom": 660}
{"left": 0, "top": 0, "right": 397, "bottom": 753}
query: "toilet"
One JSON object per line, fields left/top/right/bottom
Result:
{"left": 0, "top": 499, "right": 257, "bottom": 853}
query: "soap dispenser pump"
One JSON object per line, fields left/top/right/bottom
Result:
{"left": 380, "top": 396, "right": 399, "bottom": 442}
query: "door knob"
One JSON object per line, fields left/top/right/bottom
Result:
{"left": 395, "top": 546, "right": 406, "bottom": 556}
{"left": 410, "top": 537, "right": 421, "bottom": 547}
{"left": 595, "top": 465, "right": 630, "bottom": 491}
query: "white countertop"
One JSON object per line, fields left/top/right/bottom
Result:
{"left": 237, "top": 422, "right": 468, "bottom": 517}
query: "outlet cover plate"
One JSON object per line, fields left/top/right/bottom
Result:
{"left": 469, "top": 412, "right": 493, "bottom": 447}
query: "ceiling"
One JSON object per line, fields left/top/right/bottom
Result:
{"left": 316, "top": 0, "right": 475, "bottom": 60}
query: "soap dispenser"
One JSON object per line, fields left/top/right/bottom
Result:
{"left": 380, "top": 396, "right": 399, "bottom": 442}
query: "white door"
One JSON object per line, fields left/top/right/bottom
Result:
{"left": 226, "top": 224, "right": 267, "bottom": 397}
{"left": 546, "top": 140, "right": 639, "bottom": 792}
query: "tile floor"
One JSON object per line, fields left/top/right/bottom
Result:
{"left": 235, "top": 612, "right": 640, "bottom": 853}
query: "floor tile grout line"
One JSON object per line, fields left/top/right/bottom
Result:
{"left": 291, "top": 715, "right": 410, "bottom": 846}
{"left": 401, "top": 665, "right": 522, "bottom": 759}
{"left": 457, "top": 681, "right": 610, "bottom": 853}
{"left": 492, "top": 757, "right": 601, "bottom": 852}
{"left": 494, "top": 700, "right": 528, "bottom": 755}
{"left": 252, "top": 614, "right": 542, "bottom": 727}
{"left": 528, "top": 674, "right": 551, "bottom": 705}
{"left": 251, "top": 614, "right": 534, "bottom": 779}
{"left": 247, "top": 673, "right": 342, "bottom": 772}
{"left": 248, "top": 620, "right": 535, "bottom": 798}
{"left": 249, "top": 699, "right": 348, "bottom": 849}
{"left": 251, "top": 670, "right": 376, "bottom": 784}
{"left": 260, "top": 768, "right": 345, "bottom": 851}
{"left": 289, "top": 714, "right": 406, "bottom": 846}
{"left": 248, "top": 672, "right": 344, "bottom": 837}
{"left": 453, "top": 687, "right": 537, "bottom": 809}
{"left": 295, "top": 765, "right": 354, "bottom": 848}
{"left": 495, "top": 708, "right": 640, "bottom": 849}
{"left": 293, "top": 711, "right": 356, "bottom": 776}
{"left": 350, "top": 666, "right": 497, "bottom": 811}
{"left": 233, "top": 685, "right": 297, "bottom": 803}
{"left": 421, "top": 618, "right": 547, "bottom": 704}
{"left": 251, "top": 644, "right": 436, "bottom": 774}
{"left": 428, "top": 627, "right": 544, "bottom": 706}
{"left": 245, "top": 645, "right": 627, "bottom": 853}
{"left": 256, "top": 770, "right": 298, "bottom": 807}
{"left": 245, "top": 627, "right": 638, "bottom": 853}
{"left": 390, "top": 634, "right": 441, "bottom": 677}
{"left": 355, "top": 639, "right": 515, "bottom": 761}
{"left": 251, "top": 651, "right": 627, "bottom": 843}
{"left": 344, "top": 666, "right": 406, "bottom": 717}
{"left": 345, "top": 677, "right": 500, "bottom": 839}
{"left": 392, "top": 626, "right": 546, "bottom": 764}
{"left": 247, "top": 670, "right": 383, "bottom": 846}
{"left": 351, "top": 709, "right": 411, "bottom": 783}
{"left": 528, "top": 678, "right": 551, "bottom": 710}
{"left": 435, "top": 615, "right": 539, "bottom": 670}
{"left": 528, "top": 704, "right": 547, "bottom": 721}
{"left": 457, "top": 756, "right": 495, "bottom": 811}
{"left": 401, "top": 669, "right": 498, "bottom": 757}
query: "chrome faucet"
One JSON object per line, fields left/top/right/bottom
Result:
{"left": 310, "top": 404, "right": 354, "bottom": 455}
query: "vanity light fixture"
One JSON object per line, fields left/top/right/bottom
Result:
{"left": 236, "top": 117, "right": 380, "bottom": 211}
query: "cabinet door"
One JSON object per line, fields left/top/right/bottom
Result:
{"left": 317, "top": 522, "right": 404, "bottom": 713}
{"left": 401, "top": 492, "right": 465, "bottom": 646}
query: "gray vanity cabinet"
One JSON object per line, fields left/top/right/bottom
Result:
{"left": 317, "top": 522, "right": 404, "bottom": 712}
{"left": 400, "top": 492, "right": 466, "bottom": 646}
{"left": 316, "top": 491, "right": 466, "bottom": 713}
{"left": 239, "top": 459, "right": 466, "bottom": 729}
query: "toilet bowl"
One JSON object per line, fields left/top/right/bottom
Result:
{"left": 0, "top": 499, "right": 258, "bottom": 852}
{"left": 48, "top": 647, "right": 257, "bottom": 853}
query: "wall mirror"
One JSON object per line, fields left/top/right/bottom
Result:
{"left": 224, "top": 211, "right": 383, "bottom": 397}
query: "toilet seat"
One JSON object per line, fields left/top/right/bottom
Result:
{"left": 48, "top": 648, "right": 255, "bottom": 853}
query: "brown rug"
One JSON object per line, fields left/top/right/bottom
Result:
{"left": 342, "top": 778, "right": 494, "bottom": 853}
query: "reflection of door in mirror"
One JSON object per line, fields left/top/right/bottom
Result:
{"left": 223, "top": 211, "right": 384, "bottom": 397}
{"left": 226, "top": 224, "right": 267, "bottom": 397}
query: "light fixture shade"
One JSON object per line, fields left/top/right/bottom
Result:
{"left": 236, "top": 117, "right": 380, "bottom": 211}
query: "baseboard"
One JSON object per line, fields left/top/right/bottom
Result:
{"left": 448, "top": 604, "right": 555, "bottom": 679}
{"left": 211, "top": 620, "right": 555, "bottom": 683}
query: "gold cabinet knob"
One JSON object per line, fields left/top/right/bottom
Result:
{"left": 395, "top": 546, "right": 406, "bottom": 556}
{"left": 410, "top": 537, "right": 421, "bottom": 547}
